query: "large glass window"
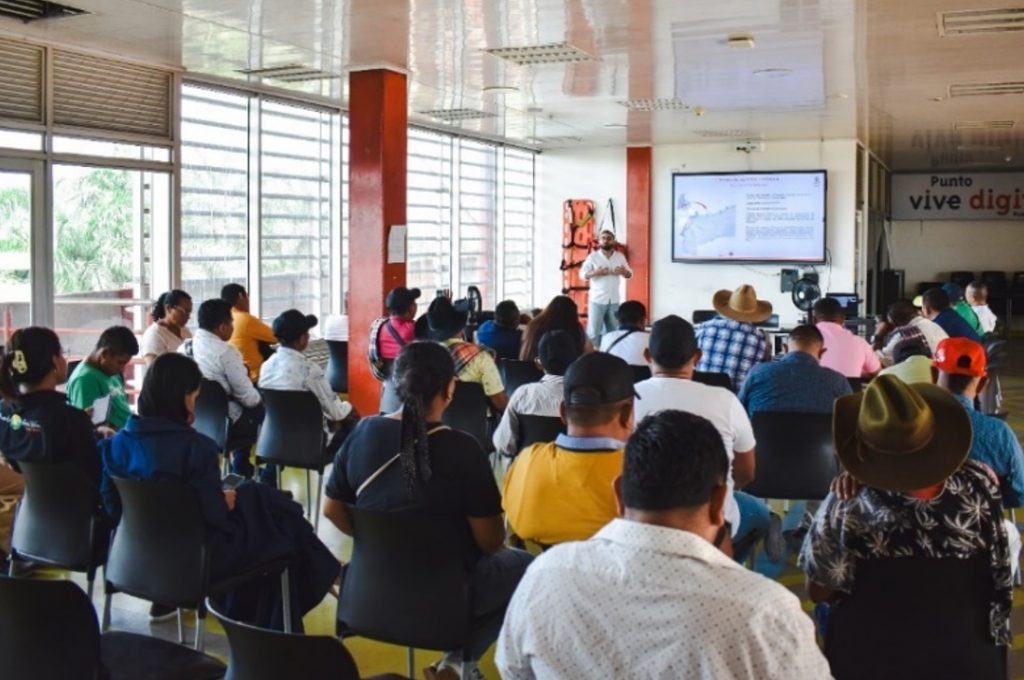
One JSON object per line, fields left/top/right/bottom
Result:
{"left": 457, "top": 140, "right": 498, "bottom": 306}
{"left": 0, "top": 170, "right": 32, "bottom": 329}
{"left": 502, "top": 148, "right": 535, "bottom": 307}
{"left": 406, "top": 128, "right": 453, "bottom": 302}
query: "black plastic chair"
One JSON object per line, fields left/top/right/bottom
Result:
{"left": 693, "top": 370, "right": 733, "bottom": 392}
{"left": 8, "top": 461, "right": 107, "bottom": 598}
{"left": 825, "top": 557, "right": 1006, "bottom": 680}
{"left": 982, "top": 270, "right": 1009, "bottom": 319}
{"left": 338, "top": 505, "right": 472, "bottom": 680}
{"left": 949, "top": 270, "right": 975, "bottom": 290}
{"left": 846, "top": 377, "right": 864, "bottom": 392}
{"left": 498, "top": 359, "right": 543, "bottom": 397}
{"left": 102, "top": 476, "right": 292, "bottom": 650}
{"left": 630, "top": 365, "right": 652, "bottom": 383}
{"left": 515, "top": 415, "right": 565, "bottom": 453}
{"left": 1011, "top": 272, "right": 1024, "bottom": 319}
{"left": 915, "top": 281, "right": 943, "bottom": 296}
{"left": 208, "top": 598, "right": 407, "bottom": 680}
{"left": 441, "top": 381, "right": 491, "bottom": 454}
{"left": 194, "top": 378, "right": 230, "bottom": 452}
{"left": 326, "top": 340, "right": 349, "bottom": 394}
{"left": 691, "top": 310, "right": 716, "bottom": 324}
{"left": 0, "top": 576, "right": 226, "bottom": 680}
{"left": 256, "top": 389, "right": 328, "bottom": 529}
{"left": 979, "top": 339, "right": 1008, "bottom": 416}
{"left": 743, "top": 412, "right": 837, "bottom": 500}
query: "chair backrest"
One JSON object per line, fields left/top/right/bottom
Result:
{"left": 209, "top": 598, "right": 360, "bottom": 680}
{"left": 692, "top": 309, "right": 716, "bottom": 324}
{"left": 256, "top": 389, "right": 326, "bottom": 470}
{"left": 692, "top": 370, "right": 733, "bottom": 391}
{"left": 498, "top": 359, "right": 543, "bottom": 397}
{"left": 106, "top": 476, "right": 209, "bottom": 608}
{"left": 826, "top": 556, "right": 1006, "bottom": 680}
{"left": 846, "top": 377, "right": 864, "bottom": 392}
{"left": 0, "top": 576, "right": 102, "bottom": 679}
{"left": 630, "top": 365, "right": 652, "bottom": 383}
{"left": 982, "top": 270, "right": 1008, "bottom": 293}
{"left": 516, "top": 415, "right": 566, "bottom": 451}
{"left": 984, "top": 339, "right": 1007, "bottom": 372}
{"left": 12, "top": 461, "right": 101, "bottom": 572}
{"left": 743, "top": 411, "right": 837, "bottom": 500}
{"left": 194, "top": 378, "right": 230, "bottom": 451}
{"left": 441, "top": 381, "right": 491, "bottom": 453}
{"left": 325, "top": 340, "right": 349, "bottom": 394}
{"left": 915, "top": 281, "right": 943, "bottom": 296}
{"left": 949, "top": 270, "right": 975, "bottom": 290}
{"left": 339, "top": 505, "right": 471, "bottom": 651}
{"left": 1012, "top": 271, "right": 1024, "bottom": 294}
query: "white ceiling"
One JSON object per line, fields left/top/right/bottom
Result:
{"left": 1, "top": 0, "right": 1023, "bottom": 169}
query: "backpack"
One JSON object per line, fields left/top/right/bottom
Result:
{"left": 368, "top": 317, "right": 407, "bottom": 381}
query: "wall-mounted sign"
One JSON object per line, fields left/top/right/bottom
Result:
{"left": 892, "top": 173, "right": 1024, "bottom": 220}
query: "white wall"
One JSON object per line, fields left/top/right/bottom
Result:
{"left": 888, "top": 220, "right": 1024, "bottom": 291}
{"left": 534, "top": 139, "right": 860, "bottom": 327}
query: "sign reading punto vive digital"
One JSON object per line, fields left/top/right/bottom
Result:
{"left": 892, "top": 173, "right": 1024, "bottom": 220}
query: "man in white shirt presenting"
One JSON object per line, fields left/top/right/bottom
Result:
{"left": 580, "top": 229, "right": 632, "bottom": 346}
{"left": 496, "top": 409, "right": 832, "bottom": 680}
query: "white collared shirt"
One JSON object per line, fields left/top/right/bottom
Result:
{"left": 184, "top": 328, "right": 261, "bottom": 422}
{"left": 492, "top": 374, "right": 563, "bottom": 457}
{"left": 580, "top": 249, "right": 631, "bottom": 304}
{"left": 258, "top": 347, "right": 352, "bottom": 422}
{"left": 497, "top": 519, "right": 832, "bottom": 680}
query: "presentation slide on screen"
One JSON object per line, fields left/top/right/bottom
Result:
{"left": 672, "top": 172, "right": 826, "bottom": 262}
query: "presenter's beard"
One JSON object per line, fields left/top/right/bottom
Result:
{"left": 601, "top": 244, "right": 614, "bottom": 252}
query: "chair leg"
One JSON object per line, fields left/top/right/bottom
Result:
{"left": 281, "top": 567, "right": 293, "bottom": 634}
{"left": 177, "top": 609, "right": 185, "bottom": 645}
{"left": 314, "top": 471, "right": 323, "bottom": 533}
{"left": 194, "top": 607, "right": 206, "bottom": 652}
{"left": 86, "top": 577, "right": 95, "bottom": 601}
{"left": 306, "top": 470, "right": 312, "bottom": 520}
{"left": 101, "top": 593, "right": 112, "bottom": 631}
{"left": 407, "top": 647, "right": 415, "bottom": 678}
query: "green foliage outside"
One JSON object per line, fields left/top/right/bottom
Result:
{"left": 0, "top": 184, "right": 29, "bottom": 285}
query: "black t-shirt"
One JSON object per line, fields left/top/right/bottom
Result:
{"left": 325, "top": 416, "right": 502, "bottom": 567}
{"left": 0, "top": 390, "right": 101, "bottom": 486}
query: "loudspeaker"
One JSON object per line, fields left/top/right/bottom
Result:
{"left": 878, "top": 269, "right": 905, "bottom": 313}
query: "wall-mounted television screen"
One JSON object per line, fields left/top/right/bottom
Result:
{"left": 672, "top": 170, "right": 827, "bottom": 263}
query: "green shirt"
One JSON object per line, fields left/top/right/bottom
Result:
{"left": 66, "top": 361, "right": 130, "bottom": 429}
{"left": 954, "top": 300, "right": 985, "bottom": 336}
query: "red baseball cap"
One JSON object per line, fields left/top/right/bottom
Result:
{"left": 933, "top": 337, "right": 987, "bottom": 377}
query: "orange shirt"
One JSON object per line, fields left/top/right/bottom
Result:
{"left": 229, "top": 309, "right": 277, "bottom": 381}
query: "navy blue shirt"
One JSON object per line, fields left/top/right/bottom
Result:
{"left": 738, "top": 351, "right": 852, "bottom": 416}
{"left": 476, "top": 321, "right": 522, "bottom": 361}
{"left": 932, "top": 308, "right": 981, "bottom": 342}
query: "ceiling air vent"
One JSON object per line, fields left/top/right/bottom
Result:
{"left": 939, "top": 7, "right": 1024, "bottom": 36}
{"left": 694, "top": 129, "right": 756, "bottom": 138}
{"left": 953, "top": 120, "right": 1016, "bottom": 129}
{"left": 619, "top": 98, "right": 689, "bottom": 112}
{"left": 948, "top": 81, "right": 1024, "bottom": 97}
{"left": 0, "top": 0, "right": 87, "bottom": 22}
{"left": 531, "top": 135, "right": 583, "bottom": 144}
{"left": 486, "top": 42, "right": 595, "bottom": 66}
{"left": 418, "top": 108, "right": 496, "bottom": 123}
{"left": 236, "top": 64, "right": 342, "bottom": 83}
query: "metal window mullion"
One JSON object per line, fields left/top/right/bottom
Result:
{"left": 449, "top": 138, "right": 460, "bottom": 296}
{"left": 331, "top": 113, "right": 343, "bottom": 316}
{"left": 496, "top": 148, "right": 507, "bottom": 303}
{"left": 248, "top": 97, "right": 262, "bottom": 317}
{"left": 168, "top": 73, "right": 182, "bottom": 288}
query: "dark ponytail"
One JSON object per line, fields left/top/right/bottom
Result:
{"left": 392, "top": 341, "right": 455, "bottom": 496}
{"left": 152, "top": 289, "right": 191, "bottom": 321}
{"left": 0, "top": 327, "right": 62, "bottom": 404}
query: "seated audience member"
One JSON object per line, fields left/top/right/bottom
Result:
{"left": 635, "top": 315, "right": 777, "bottom": 561}
{"left": 476, "top": 300, "right": 523, "bottom": 361}
{"left": 812, "top": 297, "right": 880, "bottom": 378}
{"left": 920, "top": 287, "right": 981, "bottom": 342}
{"left": 322, "top": 341, "right": 532, "bottom": 680}
{"left": 140, "top": 289, "right": 192, "bottom": 364}
{"left": 422, "top": 296, "right": 508, "bottom": 412}
{"left": 598, "top": 300, "right": 650, "bottom": 366}
{"left": 100, "top": 353, "right": 337, "bottom": 629}
{"left": 259, "top": 310, "right": 358, "bottom": 461}
{"left": 376, "top": 286, "right": 420, "bottom": 364}
{"left": 188, "top": 298, "right": 266, "bottom": 481}
{"left": 943, "top": 282, "right": 985, "bottom": 337}
{"left": 221, "top": 283, "right": 277, "bottom": 381}
{"left": 492, "top": 330, "right": 580, "bottom": 458}
{"left": 967, "top": 280, "right": 998, "bottom": 334}
{"left": 502, "top": 352, "right": 633, "bottom": 546}
{"left": 519, "top": 295, "right": 592, "bottom": 364}
{"left": 878, "top": 336, "right": 934, "bottom": 384}
{"left": 738, "top": 324, "right": 851, "bottom": 416}
{"left": 799, "top": 375, "right": 1011, "bottom": 650}
{"left": 695, "top": 284, "right": 771, "bottom": 388}
{"left": 67, "top": 326, "right": 139, "bottom": 431}
{"left": 873, "top": 299, "right": 948, "bottom": 365}
{"left": 497, "top": 410, "right": 832, "bottom": 680}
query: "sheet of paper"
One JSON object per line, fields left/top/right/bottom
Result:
{"left": 91, "top": 395, "right": 111, "bottom": 425}
{"left": 387, "top": 225, "right": 407, "bottom": 264}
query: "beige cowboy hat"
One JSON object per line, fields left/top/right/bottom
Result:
{"left": 834, "top": 374, "right": 971, "bottom": 492}
{"left": 712, "top": 284, "right": 773, "bottom": 324}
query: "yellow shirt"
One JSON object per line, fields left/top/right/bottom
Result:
{"left": 502, "top": 439, "right": 623, "bottom": 546}
{"left": 229, "top": 309, "right": 278, "bottom": 381}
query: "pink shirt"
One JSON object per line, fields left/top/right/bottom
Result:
{"left": 816, "top": 321, "right": 881, "bottom": 378}
{"left": 377, "top": 316, "right": 416, "bottom": 360}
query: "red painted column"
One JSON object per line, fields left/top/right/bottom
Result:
{"left": 347, "top": 69, "right": 407, "bottom": 415}
{"left": 625, "top": 146, "right": 652, "bottom": 311}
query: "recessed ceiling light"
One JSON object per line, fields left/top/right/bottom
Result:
{"left": 483, "top": 85, "right": 518, "bottom": 95}
{"left": 752, "top": 68, "right": 792, "bottom": 78}
{"left": 486, "top": 42, "right": 595, "bottom": 66}
{"left": 932, "top": 96, "right": 945, "bottom": 102}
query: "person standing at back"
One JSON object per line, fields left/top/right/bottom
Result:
{"left": 812, "top": 297, "right": 880, "bottom": 379}
{"left": 598, "top": 301, "right": 649, "bottom": 366}
{"left": 580, "top": 229, "right": 632, "bottom": 346}
{"left": 695, "top": 284, "right": 771, "bottom": 389}
{"left": 221, "top": 283, "right": 277, "bottom": 381}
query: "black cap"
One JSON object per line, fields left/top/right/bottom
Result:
{"left": 649, "top": 315, "right": 698, "bottom": 368}
{"left": 386, "top": 287, "right": 421, "bottom": 314}
{"left": 563, "top": 352, "right": 638, "bottom": 406}
{"left": 272, "top": 309, "right": 318, "bottom": 343}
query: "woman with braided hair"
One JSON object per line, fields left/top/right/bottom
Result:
{"left": 323, "top": 340, "right": 532, "bottom": 680}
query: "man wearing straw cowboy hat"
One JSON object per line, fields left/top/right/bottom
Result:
{"left": 800, "top": 375, "right": 1012, "bottom": 654}
{"left": 696, "top": 284, "right": 772, "bottom": 388}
